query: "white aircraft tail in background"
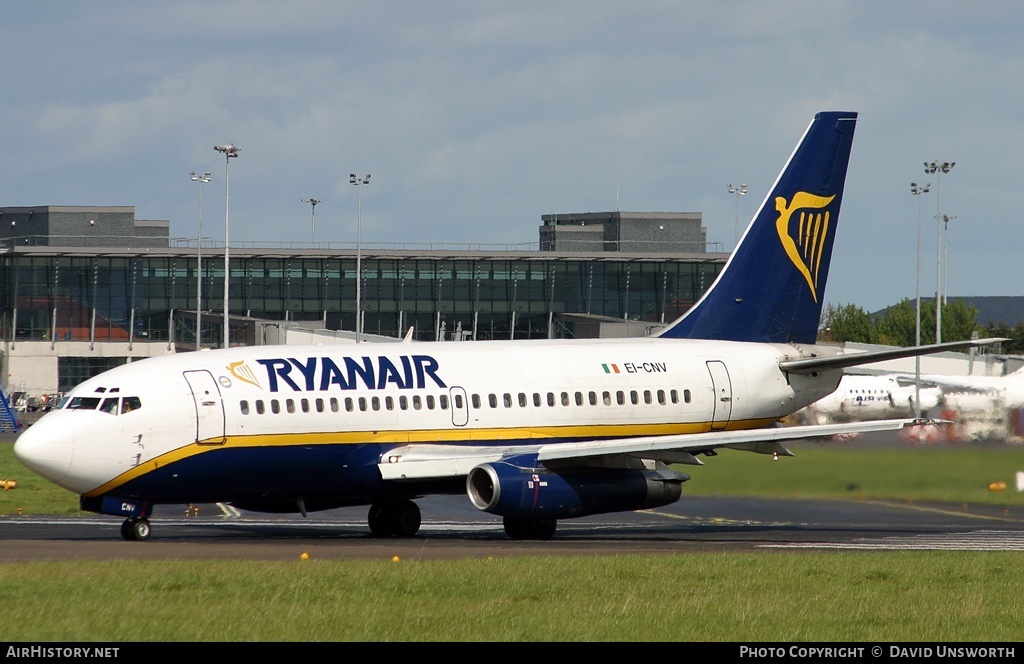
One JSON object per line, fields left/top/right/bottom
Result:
{"left": 14, "top": 111, "right": 1005, "bottom": 541}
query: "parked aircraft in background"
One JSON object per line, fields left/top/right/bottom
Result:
{"left": 14, "top": 111, "right": 1003, "bottom": 542}
{"left": 901, "top": 367, "right": 1024, "bottom": 442}
{"left": 790, "top": 374, "right": 943, "bottom": 425}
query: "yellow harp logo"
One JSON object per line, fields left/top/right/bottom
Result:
{"left": 775, "top": 192, "right": 836, "bottom": 303}
{"left": 228, "top": 360, "right": 262, "bottom": 389}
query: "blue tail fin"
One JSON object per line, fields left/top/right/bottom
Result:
{"left": 658, "top": 111, "right": 858, "bottom": 344}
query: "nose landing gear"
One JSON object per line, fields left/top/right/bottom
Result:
{"left": 120, "top": 517, "right": 151, "bottom": 541}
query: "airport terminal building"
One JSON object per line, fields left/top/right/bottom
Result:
{"left": 0, "top": 206, "right": 727, "bottom": 399}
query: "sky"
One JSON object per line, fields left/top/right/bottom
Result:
{"left": 2, "top": 1, "right": 1021, "bottom": 314}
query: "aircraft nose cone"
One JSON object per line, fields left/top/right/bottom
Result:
{"left": 13, "top": 415, "right": 73, "bottom": 485}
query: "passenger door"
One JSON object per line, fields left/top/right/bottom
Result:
{"left": 706, "top": 360, "right": 733, "bottom": 431}
{"left": 183, "top": 370, "right": 226, "bottom": 444}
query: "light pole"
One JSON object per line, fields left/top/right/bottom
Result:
{"left": 924, "top": 160, "right": 954, "bottom": 343}
{"left": 911, "top": 181, "right": 930, "bottom": 416}
{"left": 214, "top": 143, "right": 240, "bottom": 349}
{"left": 940, "top": 213, "right": 958, "bottom": 305}
{"left": 302, "top": 197, "right": 324, "bottom": 244}
{"left": 350, "top": 173, "right": 370, "bottom": 342}
{"left": 727, "top": 182, "right": 747, "bottom": 247}
{"left": 190, "top": 170, "right": 212, "bottom": 349}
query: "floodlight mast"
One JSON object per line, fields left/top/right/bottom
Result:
{"left": 190, "top": 170, "right": 212, "bottom": 348}
{"left": 302, "top": 197, "right": 324, "bottom": 244}
{"left": 350, "top": 173, "right": 370, "bottom": 342}
{"left": 727, "top": 182, "right": 747, "bottom": 247}
{"left": 910, "top": 181, "right": 930, "bottom": 416}
{"left": 923, "top": 160, "right": 954, "bottom": 344}
{"left": 214, "top": 144, "right": 240, "bottom": 349}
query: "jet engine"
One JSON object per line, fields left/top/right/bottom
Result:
{"left": 465, "top": 459, "right": 688, "bottom": 519}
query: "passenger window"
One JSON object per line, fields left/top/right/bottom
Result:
{"left": 426, "top": 395, "right": 435, "bottom": 410}
{"left": 602, "top": 391, "right": 611, "bottom": 406}
{"left": 386, "top": 396, "right": 395, "bottom": 411}
{"left": 472, "top": 394, "right": 481, "bottom": 409}
{"left": 616, "top": 391, "right": 625, "bottom": 405}
{"left": 561, "top": 392, "right": 570, "bottom": 406}
{"left": 454, "top": 394, "right": 463, "bottom": 408}
{"left": 286, "top": 399, "right": 296, "bottom": 414}
{"left": 256, "top": 400, "right": 265, "bottom": 415}
{"left": 331, "top": 398, "right": 340, "bottom": 412}
{"left": 240, "top": 400, "right": 250, "bottom": 415}
{"left": 683, "top": 389, "right": 691, "bottom": 404}
{"left": 518, "top": 393, "right": 527, "bottom": 407}
{"left": 657, "top": 389, "right": 666, "bottom": 405}
{"left": 503, "top": 393, "right": 512, "bottom": 408}
{"left": 533, "top": 393, "right": 542, "bottom": 407}
{"left": 547, "top": 392, "right": 556, "bottom": 407}
{"left": 644, "top": 390, "right": 652, "bottom": 405}
{"left": 345, "top": 398, "right": 354, "bottom": 412}
{"left": 301, "top": 399, "right": 310, "bottom": 413}
{"left": 575, "top": 391, "right": 583, "bottom": 406}
{"left": 488, "top": 394, "right": 497, "bottom": 408}
{"left": 371, "top": 397, "right": 380, "bottom": 411}
{"left": 358, "top": 397, "right": 367, "bottom": 411}
{"left": 439, "top": 395, "right": 449, "bottom": 410}
{"left": 413, "top": 395, "right": 422, "bottom": 410}
{"left": 630, "top": 391, "right": 639, "bottom": 405}
{"left": 589, "top": 391, "right": 597, "bottom": 406}
{"left": 400, "top": 395, "right": 409, "bottom": 410}
{"left": 315, "top": 398, "right": 325, "bottom": 413}
{"left": 271, "top": 400, "right": 281, "bottom": 414}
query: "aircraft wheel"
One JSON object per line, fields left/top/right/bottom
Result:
{"left": 120, "top": 518, "right": 151, "bottom": 541}
{"left": 527, "top": 517, "right": 557, "bottom": 540}
{"left": 503, "top": 516, "right": 556, "bottom": 540}
{"left": 390, "top": 500, "right": 421, "bottom": 538}
{"left": 367, "top": 502, "right": 395, "bottom": 537}
{"left": 131, "top": 519, "right": 151, "bottom": 541}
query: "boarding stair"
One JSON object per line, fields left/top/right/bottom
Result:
{"left": 0, "top": 389, "right": 21, "bottom": 433}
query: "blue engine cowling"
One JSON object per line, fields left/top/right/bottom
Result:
{"left": 466, "top": 460, "right": 688, "bottom": 519}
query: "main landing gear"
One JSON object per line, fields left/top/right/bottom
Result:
{"left": 120, "top": 517, "right": 151, "bottom": 541}
{"left": 502, "top": 515, "right": 557, "bottom": 540}
{"left": 367, "top": 499, "right": 422, "bottom": 538}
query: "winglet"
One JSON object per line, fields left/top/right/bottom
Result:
{"left": 658, "top": 111, "right": 858, "bottom": 344}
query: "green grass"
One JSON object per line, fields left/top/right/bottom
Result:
{"left": 1, "top": 553, "right": 1022, "bottom": 641}
{"left": 5, "top": 439, "right": 1024, "bottom": 641}
{"left": 685, "top": 441, "right": 1024, "bottom": 506}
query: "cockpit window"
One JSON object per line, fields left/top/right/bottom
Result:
{"left": 122, "top": 397, "right": 141, "bottom": 414}
{"left": 100, "top": 398, "right": 120, "bottom": 414}
{"left": 67, "top": 397, "right": 101, "bottom": 410}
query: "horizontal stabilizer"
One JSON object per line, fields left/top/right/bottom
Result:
{"left": 779, "top": 338, "right": 1009, "bottom": 375}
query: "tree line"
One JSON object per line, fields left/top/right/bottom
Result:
{"left": 819, "top": 299, "right": 1024, "bottom": 354}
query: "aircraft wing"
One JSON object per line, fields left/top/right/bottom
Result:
{"left": 377, "top": 418, "right": 939, "bottom": 481}
{"left": 779, "top": 338, "right": 1007, "bottom": 374}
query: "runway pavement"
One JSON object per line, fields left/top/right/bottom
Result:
{"left": 4, "top": 494, "right": 1024, "bottom": 562}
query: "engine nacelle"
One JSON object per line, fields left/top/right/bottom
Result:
{"left": 466, "top": 461, "right": 687, "bottom": 519}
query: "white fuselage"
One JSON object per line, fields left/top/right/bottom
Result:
{"left": 15, "top": 337, "right": 841, "bottom": 502}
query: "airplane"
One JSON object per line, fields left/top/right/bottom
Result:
{"left": 789, "top": 373, "right": 943, "bottom": 426}
{"left": 892, "top": 365, "right": 1024, "bottom": 441}
{"left": 14, "top": 111, "right": 1004, "bottom": 542}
